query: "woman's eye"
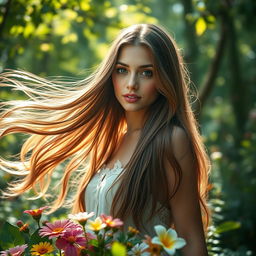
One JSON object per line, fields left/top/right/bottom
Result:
{"left": 116, "top": 67, "right": 127, "bottom": 74}
{"left": 141, "top": 70, "right": 153, "bottom": 77}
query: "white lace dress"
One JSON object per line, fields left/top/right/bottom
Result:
{"left": 85, "top": 160, "right": 171, "bottom": 237}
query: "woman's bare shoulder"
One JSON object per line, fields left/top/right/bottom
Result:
{"left": 169, "top": 126, "right": 192, "bottom": 161}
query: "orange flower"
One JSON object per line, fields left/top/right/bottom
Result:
{"left": 143, "top": 235, "right": 162, "bottom": 256}
{"left": 19, "top": 223, "right": 29, "bottom": 233}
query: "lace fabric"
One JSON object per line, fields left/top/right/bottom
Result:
{"left": 85, "top": 160, "right": 171, "bottom": 237}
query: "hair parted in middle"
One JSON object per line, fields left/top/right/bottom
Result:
{"left": 0, "top": 24, "right": 210, "bottom": 230}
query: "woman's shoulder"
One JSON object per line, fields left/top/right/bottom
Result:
{"left": 168, "top": 125, "right": 192, "bottom": 161}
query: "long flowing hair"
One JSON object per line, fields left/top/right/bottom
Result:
{"left": 0, "top": 24, "right": 210, "bottom": 228}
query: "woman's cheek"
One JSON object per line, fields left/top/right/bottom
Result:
{"left": 143, "top": 81, "right": 159, "bottom": 99}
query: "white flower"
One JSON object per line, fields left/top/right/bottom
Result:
{"left": 151, "top": 225, "right": 186, "bottom": 255}
{"left": 128, "top": 243, "right": 150, "bottom": 256}
{"left": 68, "top": 211, "right": 95, "bottom": 225}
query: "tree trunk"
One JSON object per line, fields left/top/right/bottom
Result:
{"left": 225, "top": 0, "right": 249, "bottom": 141}
{"left": 195, "top": 18, "right": 227, "bottom": 115}
{"left": 181, "top": 0, "right": 199, "bottom": 84}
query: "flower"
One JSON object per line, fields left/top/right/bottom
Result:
{"left": 1, "top": 211, "right": 186, "bottom": 256}
{"left": 16, "top": 220, "right": 24, "bottom": 227}
{"left": 68, "top": 211, "right": 95, "bottom": 225}
{"left": 0, "top": 244, "right": 28, "bottom": 256}
{"left": 24, "top": 206, "right": 48, "bottom": 221}
{"left": 127, "top": 226, "right": 140, "bottom": 237}
{"left": 56, "top": 228, "right": 87, "bottom": 256}
{"left": 128, "top": 243, "right": 150, "bottom": 256}
{"left": 39, "top": 219, "right": 79, "bottom": 239}
{"left": 24, "top": 206, "right": 48, "bottom": 217}
{"left": 100, "top": 214, "right": 124, "bottom": 228}
{"left": 143, "top": 235, "right": 162, "bottom": 256}
{"left": 19, "top": 223, "right": 29, "bottom": 233}
{"left": 151, "top": 225, "right": 186, "bottom": 255}
{"left": 30, "top": 242, "right": 54, "bottom": 255}
{"left": 86, "top": 217, "right": 107, "bottom": 232}
{"left": 16, "top": 219, "right": 29, "bottom": 232}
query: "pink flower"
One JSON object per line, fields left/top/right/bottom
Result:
{"left": 100, "top": 214, "right": 124, "bottom": 228}
{"left": 39, "top": 219, "right": 79, "bottom": 239}
{"left": 0, "top": 244, "right": 28, "bottom": 256}
{"left": 56, "top": 228, "right": 87, "bottom": 256}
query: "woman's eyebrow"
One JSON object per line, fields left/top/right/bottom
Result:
{"left": 116, "top": 61, "right": 153, "bottom": 68}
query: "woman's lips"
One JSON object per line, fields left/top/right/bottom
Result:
{"left": 123, "top": 94, "right": 141, "bottom": 103}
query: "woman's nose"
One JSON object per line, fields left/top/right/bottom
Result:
{"left": 127, "top": 72, "right": 138, "bottom": 90}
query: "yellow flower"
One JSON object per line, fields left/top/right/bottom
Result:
{"left": 127, "top": 226, "right": 139, "bottom": 237}
{"left": 86, "top": 217, "right": 106, "bottom": 231}
{"left": 31, "top": 242, "right": 54, "bottom": 255}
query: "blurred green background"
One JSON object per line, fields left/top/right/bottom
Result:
{"left": 0, "top": 0, "right": 255, "bottom": 255}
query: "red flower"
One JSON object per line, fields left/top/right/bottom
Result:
{"left": 24, "top": 206, "right": 48, "bottom": 217}
{"left": 24, "top": 206, "right": 48, "bottom": 221}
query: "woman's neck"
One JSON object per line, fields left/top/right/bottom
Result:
{"left": 125, "top": 110, "right": 146, "bottom": 134}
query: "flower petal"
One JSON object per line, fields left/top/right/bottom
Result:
{"left": 163, "top": 247, "right": 176, "bottom": 255}
{"left": 151, "top": 237, "right": 162, "bottom": 245}
{"left": 154, "top": 225, "right": 167, "bottom": 237}
{"left": 56, "top": 238, "right": 68, "bottom": 249}
{"left": 174, "top": 238, "right": 186, "bottom": 249}
{"left": 65, "top": 244, "right": 78, "bottom": 256}
{"left": 166, "top": 228, "right": 178, "bottom": 239}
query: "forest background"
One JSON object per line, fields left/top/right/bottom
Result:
{"left": 0, "top": 0, "right": 255, "bottom": 255}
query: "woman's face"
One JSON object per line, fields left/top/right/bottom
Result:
{"left": 112, "top": 44, "right": 159, "bottom": 114}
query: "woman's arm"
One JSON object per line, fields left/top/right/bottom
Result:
{"left": 166, "top": 127, "right": 208, "bottom": 256}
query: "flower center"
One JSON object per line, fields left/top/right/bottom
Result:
{"left": 38, "top": 248, "right": 48, "bottom": 254}
{"left": 67, "top": 236, "right": 76, "bottom": 243}
{"left": 161, "top": 235, "right": 174, "bottom": 248}
{"left": 52, "top": 227, "right": 64, "bottom": 233}
{"left": 31, "top": 209, "right": 41, "bottom": 216}
{"left": 92, "top": 223, "right": 101, "bottom": 230}
{"left": 152, "top": 245, "right": 161, "bottom": 253}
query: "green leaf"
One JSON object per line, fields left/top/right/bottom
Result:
{"left": 111, "top": 242, "right": 126, "bottom": 256}
{"left": 216, "top": 221, "right": 241, "bottom": 234}
{"left": 28, "top": 228, "right": 51, "bottom": 247}
{"left": 89, "top": 239, "right": 99, "bottom": 247}
{"left": 0, "top": 221, "right": 25, "bottom": 249}
{"left": 195, "top": 17, "right": 207, "bottom": 36}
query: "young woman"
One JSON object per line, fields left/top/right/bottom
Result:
{"left": 0, "top": 24, "right": 210, "bottom": 255}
